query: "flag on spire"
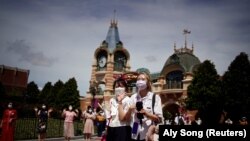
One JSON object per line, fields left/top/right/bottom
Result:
{"left": 183, "top": 29, "right": 191, "bottom": 34}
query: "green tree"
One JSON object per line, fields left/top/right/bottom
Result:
{"left": 0, "top": 82, "right": 6, "bottom": 117}
{"left": 52, "top": 80, "right": 64, "bottom": 109}
{"left": 0, "top": 82, "right": 6, "bottom": 100}
{"left": 186, "top": 60, "right": 223, "bottom": 125}
{"left": 26, "top": 81, "right": 40, "bottom": 104}
{"left": 40, "top": 82, "right": 53, "bottom": 104}
{"left": 57, "top": 77, "right": 80, "bottom": 110}
{"left": 222, "top": 52, "right": 250, "bottom": 121}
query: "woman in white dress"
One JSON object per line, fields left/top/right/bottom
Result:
{"left": 106, "top": 77, "right": 132, "bottom": 141}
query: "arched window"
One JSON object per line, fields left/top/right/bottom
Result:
{"left": 166, "top": 70, "right": 183, "bottom": 89}
{"left": 114, "top": 51, "right": 127, "bottom": 71}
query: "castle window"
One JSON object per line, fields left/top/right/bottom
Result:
{"left": 166, "top": 70, "right": 183, "bottom": 89}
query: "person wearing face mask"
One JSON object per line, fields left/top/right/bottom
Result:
{"left": 95, "top": 107, "right": 106, "bottom": 137}
{"left": 62, "top": 105, "right": 79, "bottom": 141}
{"left": 129, "top": 72, "right": 163, "bottom": 141}
{"left": 34, "top": 104, "right": 53, "bottom": 141}
{"left": 105, "top": 77, "right": 132, "bottom": 141}
{"left": 0, "top": 102, "right": 17, "bottom": 141}
{"left": 82, "top": 105, "right": 95, "bottom": 141}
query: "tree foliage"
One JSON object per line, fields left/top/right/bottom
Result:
{"left": 24, "top": 78, "right": 80, "bottom": 118}
{"left": 222, "top": 52, "right": 250, "bottom": 121}
{"left": 52, "top": 80, "right": 64, "bottom": 109}
{"left": 57, "top": 77, "right": 80, "bottom": 110}
{"left": 26, "top": 81, "right": 40, "bottom": 104}
{"left": 0, "top": 82, "right": 6, "bottom": 100}
{"left": 40, "top": 82, "right": 53, "bottom": 104}
{"left": 186, "top": 60, "right": 223, "bottom": 125}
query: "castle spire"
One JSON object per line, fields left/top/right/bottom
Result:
{"left": 111, "top": 9, "right": 117, "bottom": 27}
{"left": 183, "top": 29, "right": 191, "bottom": 48}
{"left": 113, "top": 9, "right": 116, "bottom": 21}
{"left": 174, "top": 42, "right": 177, "bottom": 52}
{"left": 174, "top": 30, "right": 194, "bottom": 54}
{"left": 106, "top": 10, "right": 120, "bottom": 51}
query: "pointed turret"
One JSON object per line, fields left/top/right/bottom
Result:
{"left": 105, "top": 16, "right": 121, "bottom": 52}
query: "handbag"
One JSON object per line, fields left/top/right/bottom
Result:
{"left": 101, "top": 134, "right": 106, "bottom": 141}
{"left": 96, "top": 115, "right": 105, "bottom": 122}
{"left": 37, "top": 122, "right": 47, "bottom": 133}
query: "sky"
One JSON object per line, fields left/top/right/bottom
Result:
{"left": 0, "top": 0, "right": 249, "bottom": 96}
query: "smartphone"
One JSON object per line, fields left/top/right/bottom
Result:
{"left": 132, "top": 122, "right": 139, "bottom": 134}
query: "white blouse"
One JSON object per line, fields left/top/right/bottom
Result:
{"left": 130, "top": 91, "right": 163, "bottom": 140}
{"left": 108, "top": 96, "right": 131, "bottom": 127}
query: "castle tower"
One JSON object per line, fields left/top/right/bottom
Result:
{"left": 86, "top": 19, "right": 131, "bottom": 107}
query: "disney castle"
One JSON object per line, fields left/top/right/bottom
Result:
{"left": 80, "top": 19, "right": 201, "bottom": 118}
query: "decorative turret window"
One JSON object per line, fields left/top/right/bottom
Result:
{"left": 97, "top": 51, "right": 107, "bottom": 71}
{"left": 166, "top": 70, "right": 183, "bottom": 89}
{"left": 114, "top": 51, "right": 127, "bottom": 71}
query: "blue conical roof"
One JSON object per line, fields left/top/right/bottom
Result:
{"left": 105, "top": 20, "right": 120, "bottom": 52}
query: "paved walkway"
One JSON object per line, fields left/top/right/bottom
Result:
{"left": 17, "top": 135, "right": 102, "bottom": 141}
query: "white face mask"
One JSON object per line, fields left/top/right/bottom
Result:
{"left": 136, "top": 80, "right": 147, "bottom": 91}
{"left": 42, "top": 105, "right": 46, "bottom": 109}
{"left": 69, "top": 106, "right": 73, "bottom": 111}
{"left": 88, "top": 109, "right": 92, "bottom": 113}
{"left": 8, "top": 104, "right": 12, "bottom": 108}
{"left": 114, "top": 87, "right": 125, "bottom": 96}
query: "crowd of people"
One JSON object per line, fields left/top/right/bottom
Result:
{"left": 163, "top": 113, "right": 203, "bottom": 125}
{"left": 0, "top": 72, "right": 249, "bottom": 141}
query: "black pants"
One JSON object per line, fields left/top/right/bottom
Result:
{"left": 96, "top": 121, "right": 106, "bottom": 137}
{"left": 131, "top": 139, "right": 145, "bottom": 141}
{"left": 106, "top": 126, "right": 131, "bottom": 141}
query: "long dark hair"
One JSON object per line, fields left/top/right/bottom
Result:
{"left": 86, "top": 105, "right": 93, "bottom": 114}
